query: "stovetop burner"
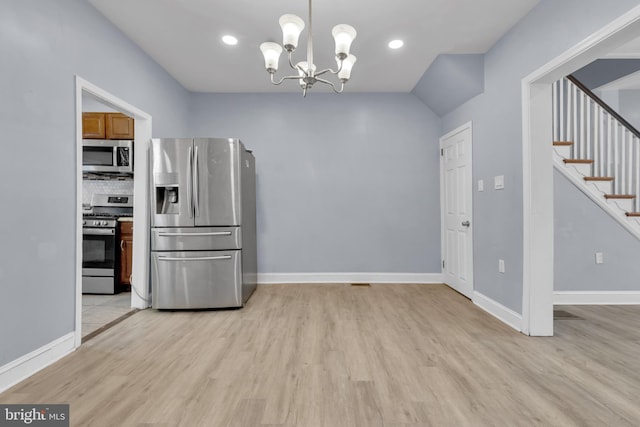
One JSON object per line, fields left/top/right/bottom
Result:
{"left": 83, "top": 194, "right": 133, "bottom": 222}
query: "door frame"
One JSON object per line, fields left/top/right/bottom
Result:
{"left": 440, "top": 121, "right": 474, "bottom": 298}
{"left": 522, "top": 6, "right": 640, "bottom": 336}
{"left": 74, "top": 76, "right": 153, "bottom": 348}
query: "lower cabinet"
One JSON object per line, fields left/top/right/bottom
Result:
{"left": 119, "top": 221, "right": 133, "bottom": 288}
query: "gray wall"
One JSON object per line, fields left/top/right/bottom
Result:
{"left": 441, "top": 0, "right": 640, "bottom": 313}
{"left": 82, "top": 93, "right": 119, "bottom": 113}
{"left": 554, "top": 170, "right": 640, "bottom": 291}
{"left": 188, "top": 93, "right": 443, "bottom": 274}
{"left": 619, "top": 89, "right": 640, "bottom": 131}
{"left": 412, "top": 54, "right": 485, "bottom": 117}
{"left": 0, "top": 0, "right": 190, "bottom": 366}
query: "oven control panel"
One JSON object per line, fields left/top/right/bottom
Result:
{"left": 82, "top": 218, "right": 117, "bottom": 228}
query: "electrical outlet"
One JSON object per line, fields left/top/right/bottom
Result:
{"left": 595, "top": 252, "right": 604, "bottom": 264}
{"left": 478, "top": 179, "right": 484, "bottom": 192}
{"left": 498, "top": 259, "right": 505, "bottom": 273}
{"left": 494, "top": 175, "right": 505, "bottom": 190}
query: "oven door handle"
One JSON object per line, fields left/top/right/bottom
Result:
{"left": 157, "top": 255, "right": 232, "bottom": 262}
{"left": 83, "top": 228, "right": 115, "bottom": 235}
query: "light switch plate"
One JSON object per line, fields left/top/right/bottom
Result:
{"left": 478, "top": 179, "right": 484, "bottom": 192}
{"left": 494, "top": 175, "right": 505, "bottom": 190}
{"left": 498, "top": 259, "right": 505, "bottom": 273}
{"left": 595, "top": 252, "right": 604, "bottom": 264}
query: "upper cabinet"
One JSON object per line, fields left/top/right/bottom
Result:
{"left": 83, "top": 112, "right": 134, "bottom": 140}
{"left": 106, "top": 113, "right": 135, "bottom": 139}
{"left": 82, "top": 113, "right": 106, "bottom": 139}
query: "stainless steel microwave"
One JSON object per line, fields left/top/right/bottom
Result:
{"left": 82, "top": 140, "right": 133, "bottom": 173}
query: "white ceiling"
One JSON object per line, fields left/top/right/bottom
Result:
{"left": 88, "top": 0, "right": 540, "bottom": 93}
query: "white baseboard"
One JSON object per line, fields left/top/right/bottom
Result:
{"left": 554, "top": 291, "right": 640, "bottom": 305}
{"left": 473, "top": 291, "right": 523, "bottom": 332}
{"left": 257, "top": 272, "right": 443, "bottom": 285}
{"left": 0, "top": 332, "right": 75, "bottom": 393}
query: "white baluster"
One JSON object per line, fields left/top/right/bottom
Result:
{"left": 580, "top": 92, "right": 586, "bottom": 159}
{"left": 601, "top": 106, "right": 606, "bottom": 177}
{"left": 593, "top": 102, "right": 602, "bottom": 176}
{"left": 564, "top": 81, "right": 575, "bottom": 144}
{"left": 586, "top": 97, "right": 591, "bottom": 160}
{"left": 628, "top": 130, "right": 633, "bottom": 196}
{"left": 636, "top": 136, "right": 640, "bottom": 212}
{"left": 624, "top": 129, "right": 628, "bottom": 194}
{"left": 607, "top": 114, "right": 613, "bottom": 178}
{"left": 619, "top": 129, "right": 624, "bottom": 194}
{"left": 552, "top": 81, "right": 558, "bottom": 142}
{"left": 560, "top": 79, "right": 565, "bottom": 141}
{"left": 614, "top": 123, "right": 620, "bottom": 194}
{"left": 573, "top": 84, "right": 579, "bottom": 158}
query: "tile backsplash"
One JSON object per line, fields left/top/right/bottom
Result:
{"left": 83, "top": 179, "right": 134, "bottom": 205}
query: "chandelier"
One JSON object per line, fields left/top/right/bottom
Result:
{"left": 259, "top": 0, "right": 357, "bottom": 97}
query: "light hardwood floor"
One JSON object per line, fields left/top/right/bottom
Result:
{"left": 2, "top": 284, "right": 640, "bottom": 426}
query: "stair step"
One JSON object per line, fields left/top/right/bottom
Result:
{"left": 584, "top": 176, "right": 614, "bottom": 182}
{"left": 604, "top": 194, "right": 636, "bottom": 199}
{"left": 625, "top": 212, "right": 640, "bottom": 217}
{"left": 563, "top": 159, "right": 594, "bottom": 164}
{"left": 553, "top": 141, "right": 574, "bottom": 146}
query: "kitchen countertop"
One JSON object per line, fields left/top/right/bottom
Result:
{"left": 118, "top": 217, "right": 133, "bottom": 222}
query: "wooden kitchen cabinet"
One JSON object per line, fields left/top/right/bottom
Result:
{"left": 82, "top": 113, "right": 106, "bottom": 139}
{"left": 119, "top": 221, "right": 133, "bottom": 289}
{"left": 82, "top": 112, "right": 134, "bottom": 139}
{"left": 106, "top": 113, "right": 134, "bottom": 139}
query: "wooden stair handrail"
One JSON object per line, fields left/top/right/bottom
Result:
{"left": 567, "top": 74, "right": 640, "bottom": 139}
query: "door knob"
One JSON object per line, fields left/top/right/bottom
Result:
{"left": 462, "top": 220, "right": 471, "bottom": 227}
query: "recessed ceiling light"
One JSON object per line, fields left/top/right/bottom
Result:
{"left": 222, "top": 35, "right": 238, "bottom": 46}
{"left": 388, "top": 39, "right": 404, "bottom": 49}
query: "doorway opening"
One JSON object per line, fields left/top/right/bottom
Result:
{"left": 74, "top": 77, "right": 153, "bottom": 348}
{"left": 522, "top": 6, "right": 640, "bottom": 336}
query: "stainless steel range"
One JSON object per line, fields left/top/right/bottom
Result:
{"left": 82, "top": 194, "right": 133, "bottom": 294}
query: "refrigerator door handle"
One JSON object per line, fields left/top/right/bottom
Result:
{"left": 157, "top": 231, "right": 233, "bottom": 237}
{"left": 187, "top": 145, "right": 194, "bottom": 218}
{"left": 193, "top": 145, "right": 200, "bottom": 218}
{"left": 157, "top": 255, "right": 232, "bottom": 261}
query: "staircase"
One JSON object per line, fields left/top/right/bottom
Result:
{"left": 552, "top": 75, "right": 640, "bottom": 239}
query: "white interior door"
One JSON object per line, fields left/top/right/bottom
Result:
{"left": 440, "top": 123, "right": 473, "bottom": 299}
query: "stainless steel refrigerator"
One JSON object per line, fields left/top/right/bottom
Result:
{"left": 150, "top": 138, "right": 257, "bottom": 309}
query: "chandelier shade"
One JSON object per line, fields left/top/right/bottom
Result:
{"left": 331, "top": 25, "right": 357, "bottom": 58}
{"left": 259, "top": 42, "right": 283, "bottom": 72}
{"left": 279, "top": 14, "right": 305, "bottom": 50}
{"left": 337, "top": 54, "right": 356, "bottom": 82}
{"left": 259, "top": 0, "right": 357, "bottom": 96}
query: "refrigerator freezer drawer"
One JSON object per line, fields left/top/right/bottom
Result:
{"left": 151, "top": 250, "right": 242, "bottom": 309}
{"left": 151, "top": 226, "right": 241, "bottom": 251}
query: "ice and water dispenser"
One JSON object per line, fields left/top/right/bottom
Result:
{"left": 154, "top": 173, "right": 180, "bottom": 215}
